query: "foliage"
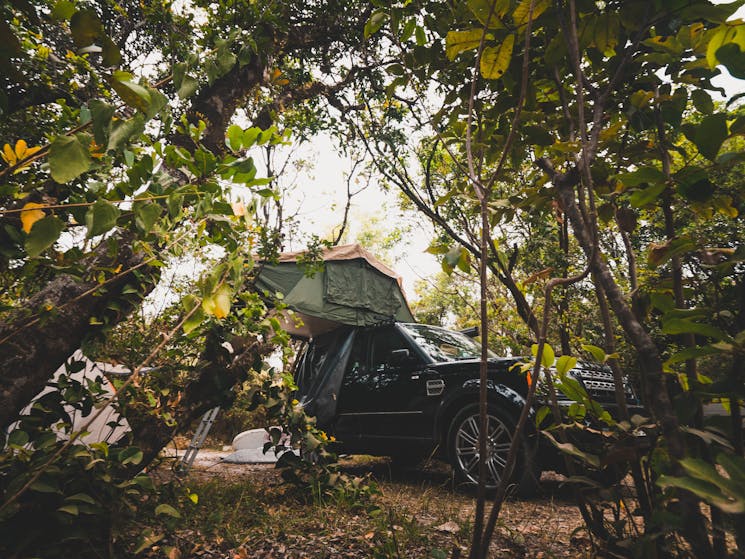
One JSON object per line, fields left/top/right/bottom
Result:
{"left": 0, "top": 359, "right": 156, "bottom": 558}
{"left": 0, "top": 1, "right": 379, "bottom": 556}
{"left": 356, "top": 0, "right": 745, "bottom": 556}
{"left": 247, "top": 366, "right": 380, "bottom": 509}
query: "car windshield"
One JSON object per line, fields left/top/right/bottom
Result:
{"left": 401, "top": 323, "right": 495, "bottom": 362}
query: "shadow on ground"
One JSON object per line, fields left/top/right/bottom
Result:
{"left": 337, "top": 454, "right": 587, "bottom": 502}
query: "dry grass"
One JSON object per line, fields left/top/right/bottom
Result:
{"left": 148, "top": 452, "right": 594, "bottom": 558}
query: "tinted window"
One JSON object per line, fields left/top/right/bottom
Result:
{"left": 342, "top": 331, "right": 369, "bottom": 388}
{"left": 401, "top": 323, "right": 495, "bottom": 362}
{"left": 371, "top": 329, "right": 412, "bottom": 372}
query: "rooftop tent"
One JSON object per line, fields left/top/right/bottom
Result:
{"left": 254, "top": 243, "right": 415, "bottom": 339}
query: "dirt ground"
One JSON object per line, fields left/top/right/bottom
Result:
{"left": 169, "top": 449, "right": 595, "bottom": 559}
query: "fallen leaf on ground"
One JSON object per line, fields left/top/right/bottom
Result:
{"left": 435, "top": 521, "right": 461, "bottom": 533}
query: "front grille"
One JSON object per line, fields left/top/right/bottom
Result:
{"left": 571, "top": 363, "right": 636, "bottom": 404}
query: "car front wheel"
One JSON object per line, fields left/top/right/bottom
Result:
{"left": 447, "top": 403, "right": 539, "bottom": 496}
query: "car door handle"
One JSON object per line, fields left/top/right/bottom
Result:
{"left": 410, "top": 369, "right": 439, "bottom": 380}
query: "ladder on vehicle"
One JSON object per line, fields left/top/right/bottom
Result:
{"left": 176, "top": 406, "right": 220, "bottom": 474}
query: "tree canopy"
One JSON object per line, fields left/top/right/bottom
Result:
{"left": 3, "top": 0, "right": 745, "bottom": 557}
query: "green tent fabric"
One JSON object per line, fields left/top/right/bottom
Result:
{"left": 254, "top": 244, "right": 415, "bottom": 338}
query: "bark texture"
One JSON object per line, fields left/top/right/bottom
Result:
{"left": 0, "top": 231, "right": 156, "bottom": 429}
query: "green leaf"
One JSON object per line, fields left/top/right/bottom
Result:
{"left": 101, "top": 34, "right": 121, "bottom": 67}
{"left": 480, "top": 35, "right": 514, "bottom": 79}
{"left": 467, "top": 0, "right": 509, "bottom": 26}
{"left": 173, "top": 63, "right": 199, "bottom": 99}
{"left": 109, "top": 71, "right": 151, "bottom": 112}
{"left": 456, "top": 248, "right": 471, "bottom": 273}
{"left": 400, "top": 19, "right": 416, "bottom": 41}
{"left": 716, "top": 42, "right": 745, "bottom": 79}
{"left": 48, "top": 134, "right": 92, "bottom": 183}
{"left": 555, "top": 355, "right": 577, "bottom": 375}
{"left": 25, "top": 216, "right": 64, "bottom": 257}
{"left": 30, "top": 480, "right": 60, "bottom": 494}
{"left": 617, "top": 166, "right": 665, "bottom": 187}
{"left": 155, "top": 503, "right": 182, "bottom": 518}
{"left": 85, "top": 199, "right": 120, "bottom": 238}
{"left": 70, "top": 9, "right": 102, "bottom": 47}
{"left": 718, "top": 453, "right": 745, "bottom": 488}
{"left": 415, "top": 26, "right": 427, "bottom": 46}
{"left": 658, "top": 474, "right": 745, "bottom": 514}
{"left": 66, "top": 493, "right": 96, "bottom": 504}
{"left": 535, "top": 405, "right": 551, "bottom": 428}
{"left": 629, "top": 182, "right": 666, "bottom": 208}
{"left": 51, "top": 1, "right": 75, "bottom": 21}
{"left": 134, "top": 202, "right": 161, "bottom": 233}
{"left": 7, "top": 430, "right": 29, "bottom": 447}
{"left": 364, "top": 11, "right": 387, "bottom": 39}
{"left": 582, "top": 344, "right": 606, "bottom": 363}
{"left": 57, "top": 504, "right": 79, "bottom": 516}
{"left": 661, "top": 318, "right": 728, "bottom": 341}
{"left": 445, "top": 29, "right": 484, "bottom": 60}
{"left": 556, "top": 375, "right": 589, "bottom": 403}
{"left": 542, "top": 431, "right": 600, "bottom": 467}
{"left": 531, "top": 343, "right": 555, "bottom": 368}
{"left": 694, "top": 113, "right": 728, "bottom": 161}
{"left": 182, "top": 295, "right": 205, "bottom": 334}
{"left": 107, "top": 113, "right": 145, "bottom": 152}
{"left": 89, "top": 100, "right": 115, "bottom": 145}
{"left": 523, "top": 125, "right": 554, "bottom": 146}
{"left": 691, "top": 89, "right": 714, "bottom": 114}
{"left": 675, "top": 166, "right": 716, "bottom": 202}
{"left": 227, "top": 125, "right": 243, "bottom": 152}
{"left": 119, "top": 446, "right": 143, "bottom": 465}
{"left": 707, "top": 24, "right": 745, "bottom": 69}
{"left": 143, "top": 88, "right": 168, "bottom": 120}
{"left": 443, "top": 246, "right": 467, "bottom": 275}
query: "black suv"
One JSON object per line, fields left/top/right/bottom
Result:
{"left": 294, "top": 322, "right": 640, "bottom": 491}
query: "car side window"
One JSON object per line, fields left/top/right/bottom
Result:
{"left": 341, "top": 331, "right": 369, "bottom": 388}
{"left": 370, "top": 328, "right": 415, "bottom": 372}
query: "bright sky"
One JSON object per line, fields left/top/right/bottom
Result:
{"left": 271, "top": 134, "right": 440, "bottom": 301}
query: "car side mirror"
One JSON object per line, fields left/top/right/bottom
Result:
{"left": 389, "top": 348, "right": 411, "bottom": 365}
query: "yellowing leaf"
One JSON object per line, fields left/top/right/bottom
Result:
{"left": 480, "top": 35, "right": 514, "bottom": 79}
{"left": 1, "top": 143, "right": 16, "bottom": 166}
{"left": 20, "top": 202, "right": 46, "bottom": 233}
{"left": 1, "top": 139, "right": 42, "bottom": 171}
{"left": 445, "top": 29, "right": 486, "bottom": 60}
{"left": 531, "top": 342, "right": 555, "bottom": 368}
{"left": 512, "top": 0, "right": 551, "bottom": 26}
{"left": 707, "top": 24, "right": 745, "bottom": 69}
{"left": 467, "top": 0, "right": 509, "bottom": 26}
{"left": 213, "top": 286, "right": 232, "bottom": 319}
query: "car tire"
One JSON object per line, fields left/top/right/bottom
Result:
{"left": 447, "top": 403, "right": 540, "bottom": 497}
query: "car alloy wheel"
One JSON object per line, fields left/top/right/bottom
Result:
{"left": 454, "top": 411, "right": 512, "bottom": 488}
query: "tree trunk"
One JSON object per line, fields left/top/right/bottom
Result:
{"left": 552, "top": 169, "right": 714, "bottom": 558}
{"left": 0, "top": 231, "right": 157, "bottom": 429}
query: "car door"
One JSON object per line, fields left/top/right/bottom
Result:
{"left": 335, "top": 325, "right": 433, "bottom": 450}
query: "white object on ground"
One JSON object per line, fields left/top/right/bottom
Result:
{"left": 226, "top": 427, "right": 298, "bottom": 463}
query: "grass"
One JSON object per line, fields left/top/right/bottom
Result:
{"left": 129, "top": 456, "right": 591, "bottom": 558}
